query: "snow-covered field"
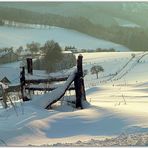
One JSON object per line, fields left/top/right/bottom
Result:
{"left": 0, "top": 52, "right": 148, "bottom": 146}
{"left": 0, "top": 26, "right": 129, "bottom": 51}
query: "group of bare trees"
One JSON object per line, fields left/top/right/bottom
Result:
{"left": 16, "top": 41, "right": 40, "bottom": 56}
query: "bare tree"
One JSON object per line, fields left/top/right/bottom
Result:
{"left": 91, "top": 65, "right": 104, "bottom": 79}
{"left": 26, "top": 41, "right": 40, "bottom": 56}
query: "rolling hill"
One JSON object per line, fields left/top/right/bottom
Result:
{"left": 1, "top": 2, "right": 148, "bottom": 27}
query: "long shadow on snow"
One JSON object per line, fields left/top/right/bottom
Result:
{"left": 43, "top": 106, "right": 135, "bottom": 138}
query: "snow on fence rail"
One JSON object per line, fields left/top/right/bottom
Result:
{"left": 31, "top": 69, "right": 77, "bottom": 109}
{"left": 25, "top": 84, "right": 75, "bottom": 92}
{"left": 20, "top": 54, "right": 86, "bottom": 109}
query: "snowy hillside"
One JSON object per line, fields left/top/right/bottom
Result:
{"left": 0, "top": 26, "right": 129, "bottom": 51}
{"left": 0, "top": 52, "right": 148, "bottom": 146}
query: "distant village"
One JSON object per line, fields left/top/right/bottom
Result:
{"left": 0, "top": 30, "right": 116, "bottom": 88}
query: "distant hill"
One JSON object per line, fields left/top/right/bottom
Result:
{"left": 1, "top": 2, "right": 148, "bottom": 27}
{"left": 0, "top": 2, "right": 148, "bottom": 51}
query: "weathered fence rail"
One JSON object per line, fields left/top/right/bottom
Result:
{"left": 25, "top": 85, "right": 75, "bottom": 91}
{"left": 25, "top": 77, "right": 68, "bottom": 84}
{"left": 20, "top": 54, "right": 87, "bottom": 109}
{"left": 45, "top": 70, "right": 77, "bottom": 109}
{"left": 5, "top": 84, "right": 20, "bottom": 92}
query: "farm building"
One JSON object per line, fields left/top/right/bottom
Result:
{"left": 0, "top": 66, "right": 68, "bottom": 85}
{"left": 0, "top": 67, "right": 20, "bottom": 85}
{"left": 0, "top": 67, "right": 47, "bottom": 85}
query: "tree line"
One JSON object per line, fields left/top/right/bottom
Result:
{"left": 19, "top": 40, "right": 76, "bottom": 73}
{"left": 0, "top": 40, "right": 76, "bottom": 73}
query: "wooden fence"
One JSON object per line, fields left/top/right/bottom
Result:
{"left": 20, "top": 54, "right": 86, "bottom": 109}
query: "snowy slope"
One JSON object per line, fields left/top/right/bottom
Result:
{"left": 0, "top": 52, "right": 148, "bottom": 146}
{"left": 0, "top": 26, "right": 129, "bottom": 51}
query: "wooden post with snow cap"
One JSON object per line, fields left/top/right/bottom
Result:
{"left": 74, "top": 54, "right": 86, "bottom": 109}
{"left": 26, "top": 57, "right": 33, "bottom": 75}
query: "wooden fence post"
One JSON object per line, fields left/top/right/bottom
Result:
{"left": 26, "top": 57, "right": 33, "bottom": 75}
{"left": 20, "top": 66, "right": 26, "bottom": 101}
{"left": 74, "top": 54, "right": 86, "bottom": 109}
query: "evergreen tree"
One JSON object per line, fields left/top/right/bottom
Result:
{"left": 43, "top": 40, "right": 63, "bottom": 72}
